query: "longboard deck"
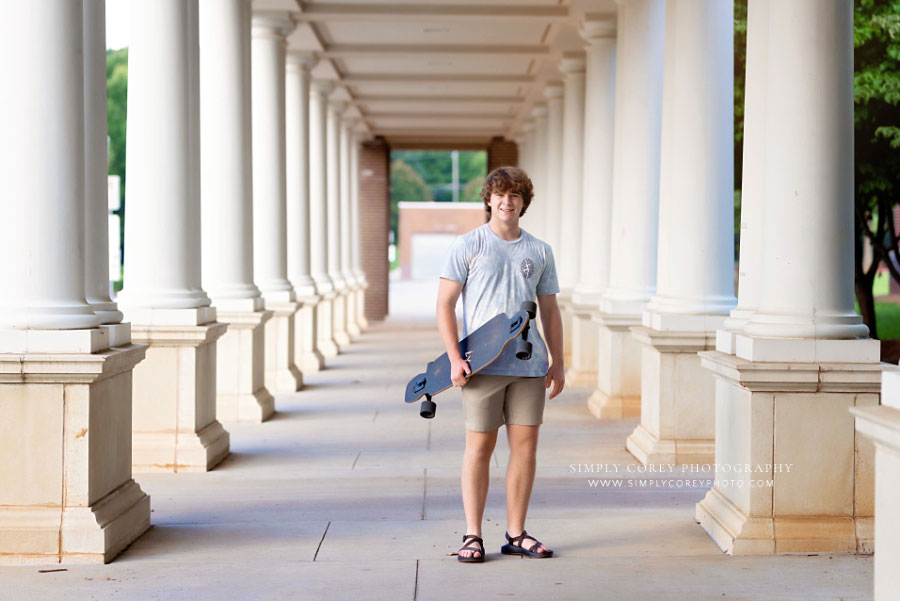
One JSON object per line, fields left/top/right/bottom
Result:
{"left": 404, "top": 310, "right": 530, "bottom": 405}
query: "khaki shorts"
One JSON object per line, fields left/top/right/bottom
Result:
{"left": 461, "top": 374, "right": 546, "bottom": 432}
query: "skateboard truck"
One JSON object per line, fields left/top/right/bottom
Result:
{"left": 515, "top": 301, "right": 537, "bottom": 360}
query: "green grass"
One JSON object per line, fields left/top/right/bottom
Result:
{"left": 876, "top": 302, "right": 900, "bottom": 340}
{"left": 874, "top": 271, "right": 891, "bottom": 297}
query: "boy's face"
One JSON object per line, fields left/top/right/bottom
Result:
{"left": 489, "top": 190, "right": 524, "bottom": 225}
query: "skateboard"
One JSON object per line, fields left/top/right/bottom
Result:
{"left": 405, "top": 301, "right": 538, "bottom": 419}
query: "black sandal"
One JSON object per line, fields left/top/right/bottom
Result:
{"left": 501, "top": 530, "right": 553, "bottom": 558}
{"left": 457, "top": 534, "right": 485, "bottom": 563}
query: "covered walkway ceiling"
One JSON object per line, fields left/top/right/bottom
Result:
{"left": 253, "top": 0, "right": 615, "bottom": 147}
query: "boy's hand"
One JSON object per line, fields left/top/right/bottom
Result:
{"left": 545, "top": 362, "right": 565, "bottom": 400}
{"left": 450, "top": 356, "right": 472, "bottom": 387}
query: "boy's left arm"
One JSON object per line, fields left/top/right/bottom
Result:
{"left": 537, "top": 293, "right": 565, "bottom": 400}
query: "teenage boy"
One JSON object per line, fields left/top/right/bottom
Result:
{"left": 436, "top": 166, "right": 565, "bottom": 562}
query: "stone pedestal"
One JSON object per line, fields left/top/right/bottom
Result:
{"left": 345, "top": 286, "right": 361, "bottom": 338}
{"left": 332, "top": 290, "right": 351, "bottom": 347}
{"left": 263, "top": 300, "right": 303, "bottom": 393}
{"left": 317, "top": 293, "right": 340, "bottom": 358}
{"left": 295, "top": 294, "right": 325, "bottom": 373}
{"left": 852, "top": 370, "right": 900, "bottom": 599}
{"left": 559, "top": 293, "right": 574, "bottom": 367}
{"left": 697, "top": 338, "right": 884, "bottom": 554}
{"left": 566, "top": 306, "right": 598, "bottom": 389}
{"left": 588, "top": 313, "right": 642, "bottom": 419}
{"left": 130, "top": 310, "right": 230, "bottom": 473}
{"left": 626, "top": 326, "right": 716, "bottom": 466}
{"left": 355, "top": 283, "right": 369, "bottom": 330}
{"left": 0, "top": 343, "right": 151, "bottom": 564}
{"left": 216, "top": 308, "right": 274, "bottom": 422}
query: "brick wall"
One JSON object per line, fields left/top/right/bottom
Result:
{"left": 487, "top": 136, "right": 518, "bottom": 172}
{"left": 359, "top": 137, "right": 390, "bottom": 321}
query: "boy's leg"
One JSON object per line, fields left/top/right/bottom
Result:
{"left": 460, "top": 427, "right": 498, "bottom": 558}
{"left": 505, "top": 424, "right": 547, "bottom": 552}
{"left": 504, "top": 377, "right": 549, "bottom": 553}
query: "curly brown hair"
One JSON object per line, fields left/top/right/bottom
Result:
{"left": 480, "top": 166, "right": 534, "bottom": 220}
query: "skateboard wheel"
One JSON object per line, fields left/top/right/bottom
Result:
{"left": 420, "top": 398, "right": 437, "bottom": 419}
{"left": 515, "top": 339, "right": 533, "bottom": 361}
{"left": 520, "top": 301, "right": 537, "bottom": 320}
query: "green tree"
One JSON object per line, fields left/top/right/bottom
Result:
{"left": 390, "top": 158, "right": 433, "bottom": 242}
{"left": 106, "top": 47, "right": 128, "bottom": 288}
{"left": 734, "top": 0, "right": 747, "bottom": 264}
{"left": 460, "top": 176, "right": 484, "bottom": 204}
{"left": 854, "top": 0, "right": 900, "bottom": 338}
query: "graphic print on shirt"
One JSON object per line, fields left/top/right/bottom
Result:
{"left": 520, "top": 257, "right": 534, "bottom": 279}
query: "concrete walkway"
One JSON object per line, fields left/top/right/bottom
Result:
{"left": 0, "top": 284, "right": 873, "bottom": 600}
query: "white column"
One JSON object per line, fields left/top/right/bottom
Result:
{"left": 327, "top": 99, "right": 351, "bottom": 348}
{"left": 741, "top": 0, "right": 867, "bottom": 344}
{"left": 626, "top": 0, "right": 734, "bottom": 467}
{"left": 569, "top": 18, "right": 617, "bottom": 390}
{"left": 350, "top": 128, "right": 369, "bottom": 330}
{"left": 526, "top": 104, "right": 548, "bottom": 240}
{"left": 0, "top": 2, "right": 150, "bottom": 561}
{"left": 716, "top": 0, "right": 769, "bottom": 353}
{"left": 83, "top": 0, "right": 123, "bottom": 330}
{"left": 120, "top": 0, "right": 230, "bottom": 472}
{"left": 310, "top": 80, "right": 340, "bottom": 357}
{"left": 541, "top": 84, "right": 564, "bottom": 257}
{"left": 340, "top": 117, "right": 361, "bottom": 339}
{"left": 696, "top": 0, "right": 879, "bottom": 554}
{"left": 286, "top": 50, "right": 326, "bottom": 373}
{"left": 251, "top": 11, "right": 303, "bottom": 393}
{"left": 200, "top": 0, "right": 274, "bottom": 422}
{"left": 592, "top": 0, "right": 665, "bottom": 420}
{"left": 574, "top": 20, "right": 616, "bottom": 306}
{"left": 557, "top": 53, "right": 586, "bottom": 294}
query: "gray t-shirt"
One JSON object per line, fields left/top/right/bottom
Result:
{"left": 440, "top": 223, "right": 559, "bottom": 377}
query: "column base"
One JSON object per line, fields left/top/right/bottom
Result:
{"left": 626, "top": 325, "right": 718, "bottom": 466}
{"left": 695, "top": 483, "right": 870, "bottom": 555}
{"left": 625, "top": 423, "right": 714, "bottom": 466}
{"left": 0, "top": 342, "right": 151, "bottom": 564}
{"left": 130, "top": 319, "right": 231, "bottom": 473}
{"left": 566, "top": 308, "right": 599, "bottom": 388}
{"left": 216, "top": 309, "right": 275, "bottom": 423}
{"left": 587, "top": 388, "right": 641, "bottom": 419}
{"left": 295, "top": 298, "right": 325, "bottom": 374}
{"left": 316, "top": 295, "right": 340, "bottom": 358}
{"left": 346, "top": 289, "right": 361, "bottom": 338}
{"left": 696, "top": 345, "right": 886, "bottom": 554}
{"left": 559, "top": 293, "right": 574, "bottom": 367}
{"left": 588, "top": 312, "right": 642, "bottom": 420}
{"left": 332, "top": 292, "right": 351, "bottom": 347}
{"left": 355, "top": 285, "right": 369, "bottom": 330}
{"left": 263, "top": 300, "right": 303, "bottom": 394}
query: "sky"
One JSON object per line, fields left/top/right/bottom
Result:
{"left": 105, "top": 0, "right": 131, "bottom": 50}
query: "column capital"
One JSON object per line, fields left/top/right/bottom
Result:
{"left": 521, "top": 119, "right": 535, "bottom": 134}
{"left": 581, "top": 14, "right": 617, "bottom": 42}
{"left": 543, "top": 82, "right": 564, "bottom": 99}
{"left": 311, "top": 78, "right": 335, "bottom": 96}
{"left": 560, "top": 51, "right": 587, "bottom": 74}
{"left": 251, "top": 11, "right": 294, "bottom": 40}
{"left": 286, "top": 50, "right": 318, "bottom": 71}
{"left": 531, "top": 103, "right": 548, "bottom": 118}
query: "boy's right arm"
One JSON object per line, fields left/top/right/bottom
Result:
{"left": 436, "top": 277, "right": 471, "bottom": 387}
